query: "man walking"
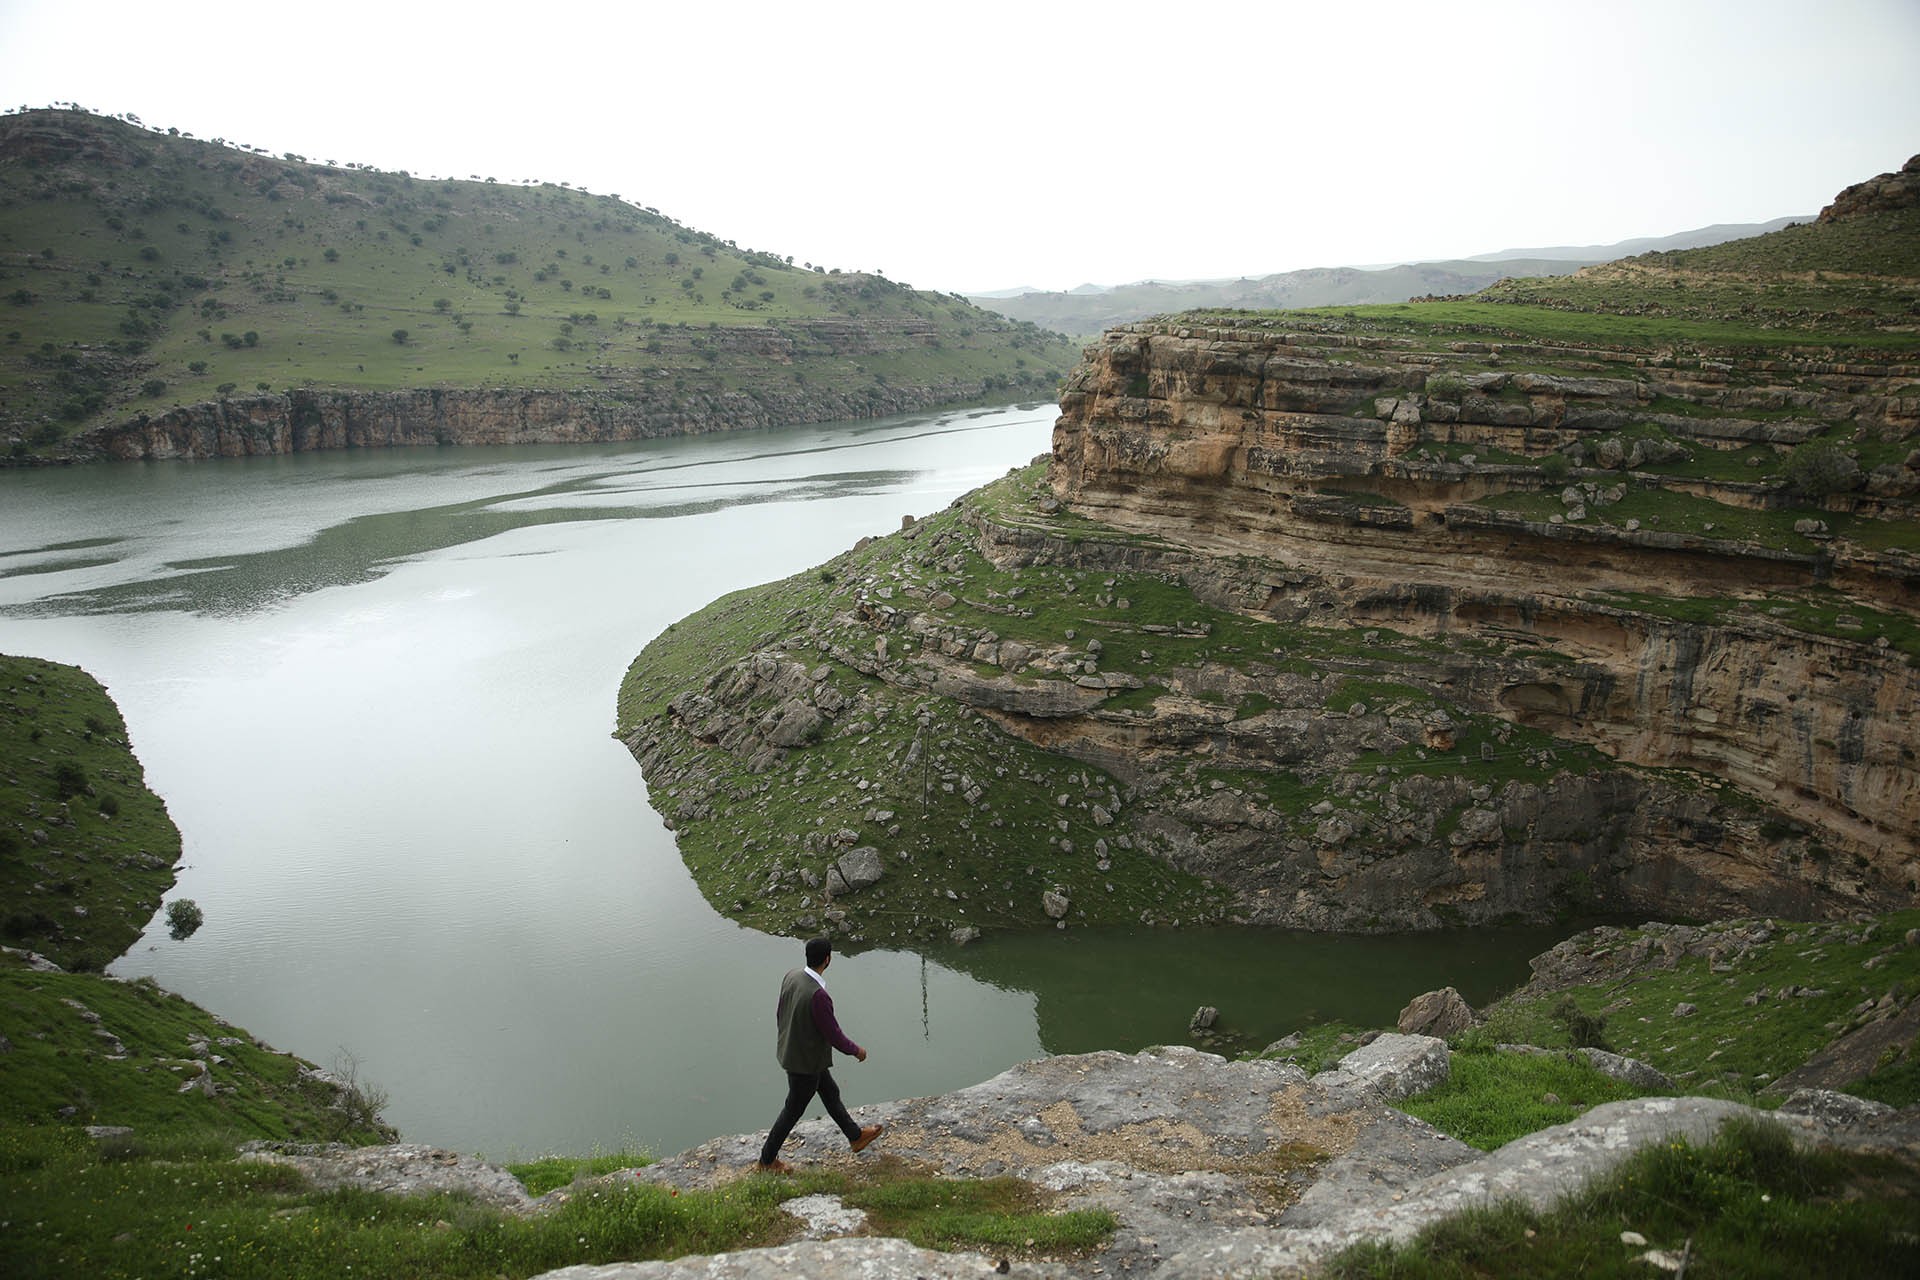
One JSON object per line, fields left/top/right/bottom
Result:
{"left": 757, "top": 936, "right": 883, "bottom": 1173}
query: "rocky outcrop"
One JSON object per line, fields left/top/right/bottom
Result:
{"left": 69, "top": 378, "right": 1005, "bottom": 462}
{"left": 494, "top": 1041, "right": 1913, "bottom": 1280}
{"left": 1819, "top": 153, "right": 1920, "bottom": 223}
{"left": 622, "top": 462, "right": 1915, "bottom": 937}
{"left": 239, "top": 1141, "right": 538, "bottom": 1211}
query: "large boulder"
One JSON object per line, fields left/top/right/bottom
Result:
{"left": 834, "top": 847, "right": 885, "bottom": 893}
{"left": 1397, "top": 987, "right": 1474, "bottom": 1039}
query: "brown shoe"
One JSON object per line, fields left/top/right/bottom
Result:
{"left": 755, "top": 1159, "right": 792, "bottom": 1175}
{"left": 850, "top": 1124, "right": 884, "bottom": 1153}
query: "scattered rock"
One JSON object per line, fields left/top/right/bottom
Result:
{"left": 1777, "top": 1088, "right": 1894, "bottom": 1128}
{"left": 239, "top": 1142, "right": 537, "bottom": 1211}
{"left": 779, "top": 1193, "right": 868, "bottom": 1240}
{"left": 531, "top": 1237, "right": 1064, "bottom": 1280}
{"left": 1579, "top": 1048, "right": 1676, "bottom": 1092}
{"left": 1321, "top": 1033, "right": 1450, "bottom": 1102}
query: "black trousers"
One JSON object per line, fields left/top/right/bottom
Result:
{"left": 760, "top": 1068, "right": 860, "bottom": 1164}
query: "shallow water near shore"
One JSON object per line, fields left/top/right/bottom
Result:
{"left": 1, "top": 403, "right": 1576, "bottom": 1159}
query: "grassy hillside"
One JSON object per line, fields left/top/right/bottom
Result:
{"left": 1, "top": 654, "right": 181, "bottom": 971}
{"left": 1474, "top": 202, "right": 1920, "bottom": 334}
{"left": 0, "top": 109, "right": 1075, "bottom": 456}
{"left": 1163, "top": 161, "right": 1916, "bottom": 355}
{"left": 970, "top": 257, "right": 1597, "bottom": 338}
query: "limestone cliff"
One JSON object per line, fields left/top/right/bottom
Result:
{"left": 1048, "top": 319, "right": 1916, "bottom": 876}
{"left": 70, "top": 375, "right": 1003, "bottom": 461}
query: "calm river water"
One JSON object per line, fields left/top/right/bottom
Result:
{"left": 0, "top": 403, "right": 1574, "bottom": 1160}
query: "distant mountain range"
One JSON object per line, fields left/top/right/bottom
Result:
{"left": 969, "top": 218, "right": 1808, "bottom": 336}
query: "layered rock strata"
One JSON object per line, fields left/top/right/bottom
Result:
{"left": 70, "top": 375, "right": 1002, "bottom": 462}
{"left": 1046, "top": 322, "right": 1919, "bottom": 908}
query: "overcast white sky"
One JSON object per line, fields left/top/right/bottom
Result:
{"left": 3, "top": 0, "right": 1916, "bottom": 294}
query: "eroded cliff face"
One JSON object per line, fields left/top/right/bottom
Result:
{"left": 1040, "top": 322, "right": 1917, "bottom": 921}
{"left": 70, "top": 374, "right": 996, "bottom": 461}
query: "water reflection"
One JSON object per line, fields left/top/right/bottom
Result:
{"left": 923, "top": 924, "right": 1577, "bottom": 1057}
{"left": 4, "top": 464, "right": 919, "bottom": 617}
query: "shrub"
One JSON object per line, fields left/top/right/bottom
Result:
{"left": 1552, "top": 996, "right": 1611, "bottom": 1050}
{"left": 1425, "top": 373, "right": 1469, "bottom": 401}
{"left": 165, "top": 898, "right": 204, "bottom": 940}
{"left": 1783, "top": 441, "right": 1862, "bottom": 499}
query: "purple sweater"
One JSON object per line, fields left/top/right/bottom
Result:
{"left": 806, "top": 983, "right": 862, "bottom": 1058}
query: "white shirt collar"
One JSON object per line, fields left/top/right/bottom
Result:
{"left": 804, "top": 966, "right": 827, "bottom": 991}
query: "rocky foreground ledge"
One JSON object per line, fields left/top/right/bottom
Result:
{"left": 246, "top": 1039, "right": 1919, "bottom": 1280}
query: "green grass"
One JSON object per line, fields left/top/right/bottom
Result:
{"left": 1179, "top": 202, "right": 1920, "bottom": 361}
{"left": 507, "top": 1151, "right": 653, "bottom": 1197}
{"left": 1219, "top": 300, "right": 1920, "bottom": 354}
{"left": 839, "top": 1169, "right": 1116, "bottom": 1253}
{"left": 0, "top": 653, "right": 182, "bottom": 971}
{"left": 0, "top": 950, "right": 391, "bottom": 1142}
{"left": 1258, "top": 1022, "right": 1372, "bottom": 1074}
{"left": 1398, "top": 1047, "right": 1649, "bottom": 1150}
{"left": 1471, "top": 913, "right": 1920, "bottom": 1103}
{"left": 1325, "top": 1115, "right": 1920, "bottom": 1279}
{"left": 0, "top": 109, "right": 1076, "bottom": 455}
{"left": 0, "top": 1132, "right": 1114, "bottom": 1280}
{"left": 1587, "top": 589, "right": 1920, "bottom": 660}
{"left": 1472, "top": 483, "right": 1835, "bottom": 553}
{"left": 0, "top": 1124, "right": 786, "bottom": 1280}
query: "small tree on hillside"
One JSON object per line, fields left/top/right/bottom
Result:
{"left": 1784, "top": 441, "right": 1862, "bottom": 500}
